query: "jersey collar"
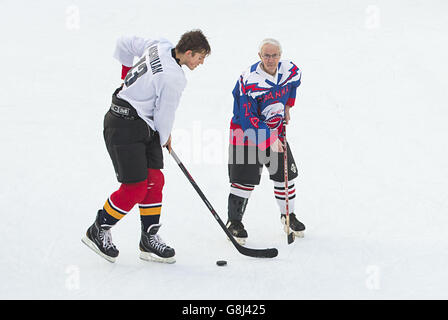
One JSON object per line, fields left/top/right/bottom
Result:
{"left": 171, "top": 48, "right": 181, "bottom": 66}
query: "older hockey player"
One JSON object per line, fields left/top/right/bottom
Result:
{"left": 82, "top": 30, "right": 211, "bottom": 263}
{"left": 227, "top": 38, "right": 305, "bottom": 244}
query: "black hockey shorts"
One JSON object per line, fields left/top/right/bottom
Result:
{"left": 228, "top": 143, "right": 298, "bottom": 185}
{"left": 103, "top": 104, "right": 163, "bottom": 184}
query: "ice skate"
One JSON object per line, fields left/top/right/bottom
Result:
{"left": 226, "top": 220, "right": 248, "bottom": 245}
{"left": 281, "top": 213, "right": 305, "bottom": 238}
{"left": 82, "top": 210, "right": 119, "bottom": 263}
{"left": 139, "top": 224, "right": 176, "bottom": 264}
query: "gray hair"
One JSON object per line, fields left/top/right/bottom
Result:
{"left": 258, "top": 38, "right": 282, "bottom": 54}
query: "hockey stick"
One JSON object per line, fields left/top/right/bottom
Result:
{"left": 282, "top": 120, "right": 295, "bottom": 244}
{"left": 169, "top": 148, "right": 278, "bottom": 258}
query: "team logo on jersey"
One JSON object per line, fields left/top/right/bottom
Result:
{"left": 265, "top": 114, "right": 283, "bottom": 129}
{"left": 262, "top": 102, "right": 284, "bottom": 129}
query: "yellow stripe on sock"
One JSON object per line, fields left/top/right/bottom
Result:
{"left": 104, "top": 200, "right": 126, "bottom": 220}
{"left": 139, "top": 206, "right": 161, "bottom": 216}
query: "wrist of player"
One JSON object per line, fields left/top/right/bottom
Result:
{"left": 163, "top": 135, "right": 172, "bottom": 152}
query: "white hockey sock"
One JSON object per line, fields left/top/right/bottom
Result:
{"left": 273, "top": 179, "right": 296, "bottom": 215}
{"left": 230, "top": 183, "right": 254, "bottom": 199}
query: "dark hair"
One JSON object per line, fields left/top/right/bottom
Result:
{"left": 176, "top": 29, "right": 211, "bottom": 55}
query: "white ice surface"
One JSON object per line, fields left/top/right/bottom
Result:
{"left": 1, "top": 0, "right": 448, "bottom": 299}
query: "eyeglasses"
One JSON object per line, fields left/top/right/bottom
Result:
{"left": 261, "top": 53, "right": 280, "bottom": 59}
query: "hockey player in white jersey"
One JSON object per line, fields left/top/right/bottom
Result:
{"left": 82, "top": 30, "right": 211, "bottom": 263}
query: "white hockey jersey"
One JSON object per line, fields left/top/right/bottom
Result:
{"left": 113, "top": 36, "right": 187, "bottom": 146}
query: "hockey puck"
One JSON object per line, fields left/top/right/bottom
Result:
{"left": 216, "top": 260, "right": 227, "bottom": 266}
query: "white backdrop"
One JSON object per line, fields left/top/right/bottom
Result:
{"left": 1, "top": 0, "right": 448, "bottom": 299}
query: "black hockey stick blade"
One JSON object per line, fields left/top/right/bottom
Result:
{"left": 169, "top": 149, "right": 278, "bottom": 258}
{"left": 222, "top": 219, "right": 278, "bottom": 258}
{"left": 235, "top": 239, "right": 278, "bottom": 258}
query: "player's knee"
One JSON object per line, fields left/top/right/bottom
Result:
{"left": 119, "top": 180, "right": 148, "bottom": 204}
{"left": 147, "top": 169, "right": 164, "bottom": 191}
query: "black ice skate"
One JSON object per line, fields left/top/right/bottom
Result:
{"left": 281, "top": 213, "right": 305, "bottom": 238}
{"left": 226, "top": 220, "right": 248, "bottom": 245}
{"left": 139, "top": 224, "right": 176, "bottom": 264}
{"left": 82, "top": 210, "right": 119, "bottom": 263}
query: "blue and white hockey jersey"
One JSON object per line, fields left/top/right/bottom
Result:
{"left": 230, "top": 60, "right": 302, "bottom": 150}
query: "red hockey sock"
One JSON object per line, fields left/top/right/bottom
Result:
{"left": 139, "top": 169, "right": 164, "bottom": 231}
{"left": 102, "top": 180, "right": 148, "bottom": 226}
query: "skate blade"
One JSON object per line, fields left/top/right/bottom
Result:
{"left": 283, "top": 225, "right": 305, "bottom": 238}
{"left": 139, "top": 251, "right": 176, "bottom": 264}
{"left": 292, "top": 230, "right": 305, "bottom": 238}
{"left": 82, "top": 236, "right": 117, "bottom": 263}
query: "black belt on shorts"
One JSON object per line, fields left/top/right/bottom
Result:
{"left": 110, "top": 87, "right": 140, "bottom": 120}
{"left": 110, "top": 102, "right": 138, "bottom": 120}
